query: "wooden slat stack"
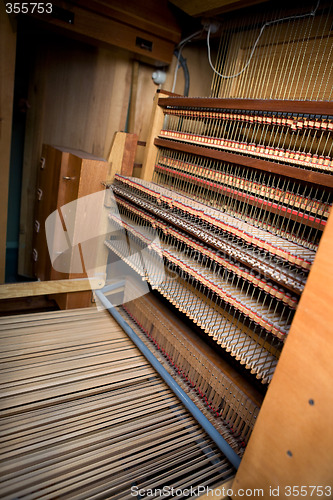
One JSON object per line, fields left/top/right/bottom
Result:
{"left": 0, "top": 308, "right": 235, "bottom": 498}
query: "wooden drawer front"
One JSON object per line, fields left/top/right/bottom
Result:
{"left": 57, "top": 153, "right": 81, "bottom": 209}
{"left": 33, "top": 146, "right": 62, "bottom": 280}
{"left": 33, "top": 144, "right": 108, "bottom": 308}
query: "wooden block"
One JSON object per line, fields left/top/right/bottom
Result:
{"left": 107, "top": 132, "right": 138, "bottom": 182}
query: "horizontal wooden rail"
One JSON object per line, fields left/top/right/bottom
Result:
{"left": 154, "top": 138, "right": 333, "bottom": 189}
{"left": 0, "top": 277, "right": 105, "bottom": 300}
{"left": 154, "top": 165, "right": 326, "bottom": 231}
{"left": 157, "top": 96, "right": 333, "bottom": 115}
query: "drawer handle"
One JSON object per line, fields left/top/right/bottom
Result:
{"left": 32, "top": 249, "right": 38, "bottom": 262}
{"left": 40, "top": 157, "right": 45, "bottom": 170}
{"left": 63, "top": 176, "right": 76, "bottom": 180}
{"left": 34, "top": 220, "right": 40, "bottom": 233}
{"left": 37, "top": 188, "right": 43, "bottom": 200}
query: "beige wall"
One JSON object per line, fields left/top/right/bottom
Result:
{"left": 163, "top": 43, "right": 213, "bottom": 97}
{"left": 18, "top": 36, "right": 155, "bottom": 276}
{"left": 16, "top": 26, "right": 211, "bottom": 277}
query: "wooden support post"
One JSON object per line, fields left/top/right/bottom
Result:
{"left": 0, "top": 6, "right": 17, "bottom": 283}
{"left": 141, "top": 90, "right": 168, "bottom": 182}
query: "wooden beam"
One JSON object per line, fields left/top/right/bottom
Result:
{"left": 158, "top": 96, "right": 333, "bottom": 115}
{"left": 154, "top": 138, "right": 333, "bottom": 189}
{"left": 0, "top": 277, "right": 105, "bottom": 300}
{"left": 0, "top": 6, "right": 17, "bottom": 283}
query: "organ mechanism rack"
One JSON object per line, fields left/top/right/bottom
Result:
{"left": 107, "top": 92, "right": 332, "bottom": 381}
{"left": 104, "top": 90, "right": 333, "bottom": 468}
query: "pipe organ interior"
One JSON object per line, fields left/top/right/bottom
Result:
{"left": 1, "top": 0, "right": 332, "bottom": 497}
{"left": 104, "top": 0, "right": 333, "bottom": 489}
{"left": 107, "top": 91, "right": 333, "bottom": 445}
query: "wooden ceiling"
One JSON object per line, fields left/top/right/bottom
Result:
{"left": 168, "top": 0, "right": 268, "bottom": 17}
{"left": 18, "top": 0, "right": 182, "bottom": 64}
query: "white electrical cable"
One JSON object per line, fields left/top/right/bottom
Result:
{"left": 207, "top": 0, "right": 320, "bottom": 79}
{"left": 178, "top": 29, "right": 203, "bottom": 50}
{"left": 171, "top": 48, "right": 183, "bottom": 93}
{"left": 171, "top": 29, "right": 203, "bottom": 93}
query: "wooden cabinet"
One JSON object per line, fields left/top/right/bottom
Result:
{"left": 33, "top": 145, "right": 108, "bottom": 309}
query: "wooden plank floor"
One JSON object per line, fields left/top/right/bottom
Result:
{"left": 0, "top": 308, "right": 235, "bottom": 499}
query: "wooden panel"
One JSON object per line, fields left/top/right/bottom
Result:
{"left": 233, "top": 210, "right": 333, "bottom": 498}
{"left": 31, "top": 146, "right": 108, "bottom": 309}
{"left": 48, "top": 151, "right": 85, "bottom": 307}
{"left": 121, "top": 135, "right": 138, "bottom": 177}
{"left": 0, "top": 6, "right": 17, "bottom": 282}
{"left": 0, "top": 295, "right": 56, "bottom": 316}
{"left": 57, "top": 152, "right": 82, "bottom": 208}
